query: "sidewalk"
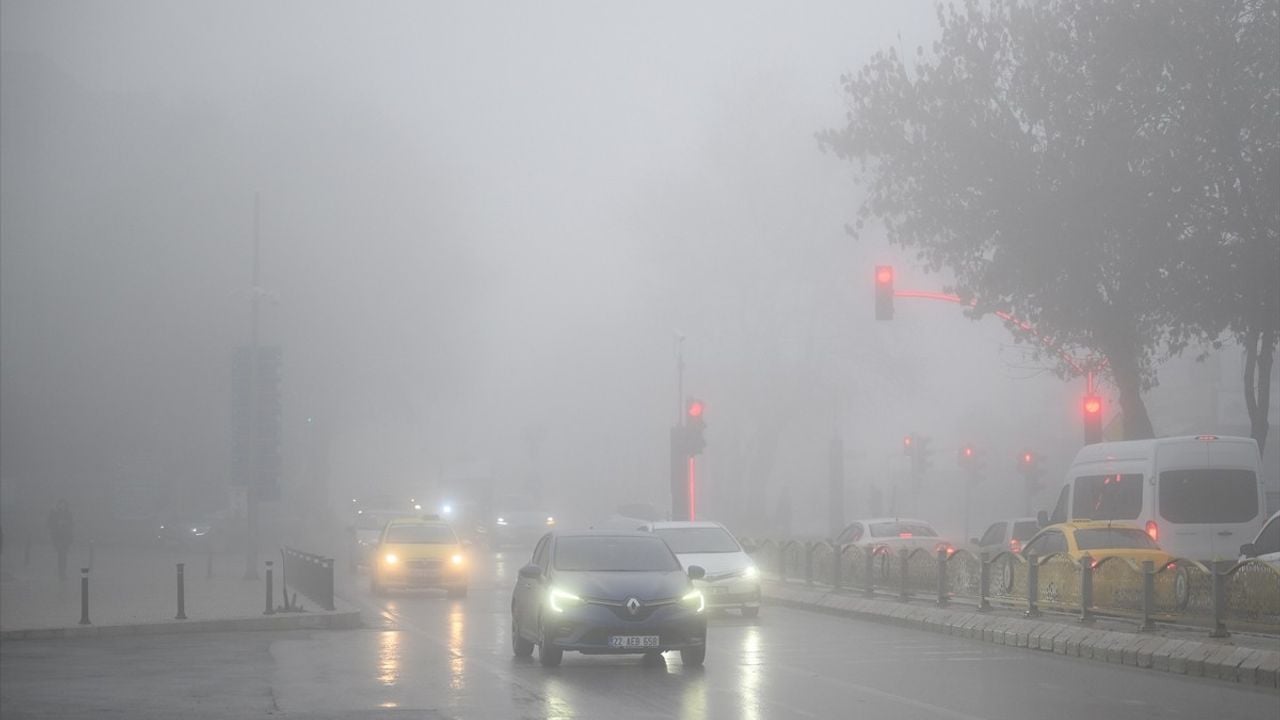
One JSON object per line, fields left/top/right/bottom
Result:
{"left": 1, "top": 542, "right": 360, "bottom": 640}
{"left": 763, "top": 578, "right": 1280, "bottom": 690}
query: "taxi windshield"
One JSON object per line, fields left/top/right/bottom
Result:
{"left": 384, "top": 524, "right": 457, "bottom": 544}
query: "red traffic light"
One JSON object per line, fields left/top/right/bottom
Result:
{"left": 876, "top": 266, "right": 894, "bottom": 285}
{"left": 963, "top": 447, "right": 974, "bottom": 458}
{"left": 1022, "top": 452, "right": 1033, "bottom": 464}
{"left": 686, "top": 399, "right": 704, "bottom": 419}
{"left": 875, "top": 265, "right": 894, "bottom": 321}
{"left": 1083, "top": 395, "right": 1102, "bottom": 415}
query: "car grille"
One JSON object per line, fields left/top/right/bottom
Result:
{"left": 407, "top": 559, "right": 442, "bottom": 571}
{"left": 585, "top": 596, "right": 678, "bottom": 622}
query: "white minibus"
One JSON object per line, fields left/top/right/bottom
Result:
{"left": 1043, "top": 435, "right": 1265, "bottom": 561}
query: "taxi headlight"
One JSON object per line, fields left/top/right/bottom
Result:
{"left": 548, "top": 587, "right": 583, "bottom": 613}
{"left": 681, "top": 589, "right": 705, "bottom": 613}
{"left": 383, "top": 553, "right": 398, "bottom": 565}
{"left": 743, "top": 564, "right": 758, "bottom": 580}
{"left": 451, "top": 553, "right": 464, "bottom": 566}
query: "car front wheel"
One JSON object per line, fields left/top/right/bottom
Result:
{"left": 538, "top": 620, "right": 563, "bottom": 667}
{"left": 680, "top": 646, "right": 705, "bottom": 667}
{"left": 512, "top": 618, "right": 534, "bottom": 657}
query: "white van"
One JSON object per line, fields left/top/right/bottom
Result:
{"left": 1044, "top": 435, "right": 1265, "bottom": 561}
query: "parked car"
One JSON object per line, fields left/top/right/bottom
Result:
{"left": 994, "top": 520, "right": 1179, "bottom": 598}
{"left": 971, "top": 517, "right": 1041, "bottom": 556}
{"left": 1043, "top": 435, "right": 1265, "bottom": 561}
{"left": 511, "top": 530, "right": 708, "bottom": 667}
{"left": 642, "top": 520, "right": 760, "bottom": 617}
{"left": 1239, "top": 510, "right": 1280, "bottom": 568}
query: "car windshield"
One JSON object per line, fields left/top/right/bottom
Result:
{"left": 869, "top": 521, "right": 938, "bottom": 538}
{"left": 1012, "top": 521, "right": 1040, "bottom": 541}
{"left": 1074, "top": 528, "right": 1160, "bottom": 551}
{"left": 384, "top": 524, "right": 457, "bottom": 544}
{"left": 653, "top": 527, "right": 740, "bottom": 553}
{"left": 1073, "top": 474, "right": 1143, "bottom": 520}
{"left": 553, "top": 536, "right": 681, "bottom": 572}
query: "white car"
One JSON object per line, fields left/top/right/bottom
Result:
{"left": 643, "top": 520, "right": 761, "bottom": 618}
{"left": 834, "top": 517, "right": 956, "bottom": 557}
{"left": 1239, "top": 510, "right": 1280, "bottom": 568}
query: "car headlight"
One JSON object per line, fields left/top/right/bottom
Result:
{"left": 548, "top": 587, "right": 583, "bottom": 613}
{"left": 681, "top": 589, "right": 705, "bottom": 613}
{"left": 384, "top": 553, "right": 398, "bottom": 565}
{"left": 451, "top": 553, "right": 464, "bottom": 566}
{"left": 496, "top": 517, "right": 508, "bottom": 526}
{"left": 546, "top": 516, "right": 556, "bottom": 526}
{"left": 743, "top": 565, "right": 758, "bottom": 580}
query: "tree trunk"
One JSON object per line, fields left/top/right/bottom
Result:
{"left": 1243, "top": 329, "right": 1275, "bottom": 458}
{"left": 1108, "top": 351, "right": 1155, "bottom": 440}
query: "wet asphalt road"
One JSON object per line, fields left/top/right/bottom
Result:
{"left": 2, "top": 546, "right": 1275, "bottom": 719}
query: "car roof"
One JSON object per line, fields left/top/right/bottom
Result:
{"left": 849, "top": 518, "right": 933, "bottom": 526}
{"left": 1040, "top": 520, "right": 1144, "bottom": 532}
{"left": 646, "top": 521, "right": 725, "bottom": 530}
{"left": 385, "top": 515, "right": 450, "bottom": 527}
{"left": 554, "top": 529, "right": 659, "bottom": 539}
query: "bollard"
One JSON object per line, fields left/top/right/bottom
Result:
{"left": 978, "top": 552, "right": 991, "bottom": 612}
{"left": 864, "top": 549, "right": 876, "bottom": 597}
{"left": 1025, "top": 553, "right": 1041, "bottom": 618}
{"left": 1210, "top": 564, "right": 1230, "bottom": 638}
{"left": 264, "top": 561, "right": 276, "bottom": 616}
{"left": 1140, "top": 560, "right": 1156, "bottom": 631}
{"left": 898, "top": 548, "right": 910, "bottom": 603}
{"left": 936, "top": 549, "right": 949, "bottom": 607}
{"left": 79, "top": 567, "right": 90, "bottom": 625}
{"left": 323, "top": 558, "right": 335, "bottom": 611}
{"left": 1079, "top": 556, "right": 1094, "bottom": 623}
{"left": 175, "top": 563, "right": 187, "bottom": 620}
{"left": 804, "top": 543, "right": 814, "bottom": 585}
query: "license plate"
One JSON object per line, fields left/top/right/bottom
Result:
{"left": 608, "top": 635, "right": 660, "bottom": 648}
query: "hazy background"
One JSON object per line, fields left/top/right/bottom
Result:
{"left": 3, "top": 1, "right": 1252, "bottom": 547}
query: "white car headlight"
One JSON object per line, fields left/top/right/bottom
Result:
{"left": 743, "top": 564, "right": 758, "bottom": 579}
{"left": 384, "top": 553, "right": 398, "bottom": 565}
{"left": 548, "top": 587, "right": 583, "bottom": 613}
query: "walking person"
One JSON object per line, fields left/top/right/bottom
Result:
{"left": 48, "top": 499, "right": 73, "bottom": 580}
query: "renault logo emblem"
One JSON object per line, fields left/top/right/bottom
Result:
{"left": 625, "top": 597, "right": 641, "bottom": 615}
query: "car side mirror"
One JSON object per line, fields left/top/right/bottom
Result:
{"left": 969, "top": 537, "right": 979, "bottom": 546}
{"left": 740, "top": 540, "right": 757, "bottom": 555}
{"left": 1036, "top": 510, "right": 1048, "bottom": 528}
{"left": 687, "top": 565, "right": 706, "bottom": 581}
{"left": 1239, "top": 542, "right": 1257, "bottom": 558}
{"left": 518, "top": 564, "right": 542, "bottom": 580}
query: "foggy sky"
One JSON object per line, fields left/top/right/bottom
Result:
{"left": 2, "top": 1, "right": 1160, "bottom": 540}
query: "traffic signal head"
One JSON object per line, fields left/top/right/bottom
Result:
{"left": 903, "top": 434, "right": 914, "bottom": 456}
{"left": 687, "top": 399, "right": 704, "bottom": 420}
{"left": 875, "top": 265, "right": 894, "bottom": 321}
{"left": 682, "top": 398, "right": 707, "bottom": 455}
{"left": 1083, "top": 394, "right": 1103, "bottom": 444}
{"left": 957, "top": 445, "right": 978, "bottom": 471}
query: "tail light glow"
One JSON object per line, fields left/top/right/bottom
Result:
{"left": 1145, "top": 520, "right": 1158, "bottom": 542}
{"left": 1009, "top": 538, "right": 1022, "bottom": 554}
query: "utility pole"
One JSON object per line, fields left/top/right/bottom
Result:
{"left": 243, "top": 194, "right": 262, "bottom": 581}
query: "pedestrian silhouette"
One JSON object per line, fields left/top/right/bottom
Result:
{"left": 48, "top": 499, "right": 73, "bottom": 580}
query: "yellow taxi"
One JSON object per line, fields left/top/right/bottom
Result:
{"left": 1021, "top": 520, "right": 1174, "bottom": 567}
{"left": 371, "top": 516, "right": 468, "bottom": 597}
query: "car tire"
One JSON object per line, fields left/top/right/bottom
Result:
{"left": 680, "top": 646, "right": 705, "bottom": 667}
{"left": 538, "top": 618, "right": 563, "bottom": 667}
{"left": 741, "top": 606, "right": 759, "bottom": 619}
{"left": 512, "top": 619, "right": 534, "bottom": 657}
{"left": 447, "top": 586, "right": 468, "bottom": 599}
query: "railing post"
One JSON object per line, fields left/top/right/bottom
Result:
{"left": 1078, "top": 556, "right": 1094, "bottom": 623}
{"left": 978, "top": 552, "right": 991, "bottom": 612}
{"left": 936, "top": 549, "right": 949, "bottom": 607}
{"left": 264, "top": 560, "right": 275, "bottom": 615}
{"left": 832, "top": 546, "right": 843, "bottom": 590}
{"left": 864, "top": 550, "right": 876, "bottom": 597}
{"left": 1025, "top": 553, "right": 1041, "bottom": 618}
{"left": 78, "top": 567, "right": 90, "bottom": 625}
{"left": 804, "top": 543, "right": 814, "bottom": 585}
{"left": 1210, "top": 563, "right": 1231, "bottom": 638}
{"left": 1140, "top": 560, "right": 1156, "bottom": 631}
{"left": 175, "top": 563, "right": 187, "bottom": 620}
{"left": 898, "top": 548, "right": 910, "bottom": 603}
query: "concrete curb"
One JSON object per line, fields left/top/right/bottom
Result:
{"left": 764, "top": 582, "right": 1279, "bottom": 690}
{"left": 0, "top": 609, "right": 362, "bottom": 641}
